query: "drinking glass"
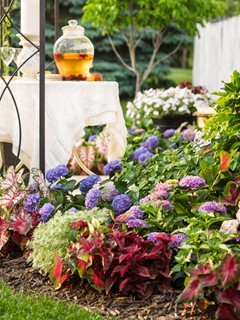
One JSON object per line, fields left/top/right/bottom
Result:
{"left": 13, "top": 48, "right": 22, "bottom": 77}
{"left": 0, "top": 47, "right": 15, "bottom": 80}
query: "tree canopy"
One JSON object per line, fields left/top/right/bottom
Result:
{"left": 82, "top": 0, "right": 224, "bottom": 95}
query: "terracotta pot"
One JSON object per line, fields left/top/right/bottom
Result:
{"left": 152, "top": 114, "right": 196, "bottom": 132}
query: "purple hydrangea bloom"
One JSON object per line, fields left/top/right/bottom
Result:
{"left": 142, "top": 135, "right": 159, "bottom": 150}
{"left": 79, "top": 175, "right": 101, "bottom": 194}
{"left": 128, "top": 127, "right": 136, "bottom": 134}
{"left": 133, "top": 146, "right": 149, "bottom": 160}
{"left": 24, "top": 193, "right": 40, "bottom": 213}
{"left": 101, "top": 184, "right": 119, "bottom": 202}
{"left": 182, "top": 128, "right": 195, "bottom": 142}
{"left": 46, "top": 164, "right": 69, "bottom": 183}
{"left": 128, "top": 206, "right": 144, "bottom": 219}
{"left": 68, "top": 207, "right": 79, "bottom": 213}
{"left": 138, "top": 151, "right": 154, "bottom": 166}
{"left": 39, "top": 203, "right": 55, "bottom": 222}
{"left": 29, "top": 182, "right": 38, "bottom": 193}
{"left": 88, "top": 134, "right": 97, "bottom": 142}
{"left": 139, "top": 195, "right": 151, "bottom": 205}
{"left": 147, "top": 232, "right": 168, "bottom": 243}
{"left": 170, "top": 233, "right": 188, "bottom": 250}
{"left": 163, "top": 129, "right": 175, "bottom": 138}
{"left": 154, "top": 200, "right": 173, "bottom": 210}
{"left": 103, "top": 160, "right": 122, "bottom": 176}
{"left": 126, "top": 218, "right": 148, "bottom": 228}
{"left": 112, "top": 194, "right": 132, "bottom": 213}
{"left": 179, "top": 175, "right": 206, "bottom": 190}
{"left": 85, "top": 188, "right": 102, "bottom": 210}
{"left": 198, "top": 201, "right": 227, "bottom": 213}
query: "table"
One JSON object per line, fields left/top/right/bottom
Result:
{"left": 0, "top": 80, "right": 127, "bottom": 172}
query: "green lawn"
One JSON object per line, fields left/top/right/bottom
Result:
{"left": 167, "top": 68, "right": 192, "bottom": 84}
{"left": 0, "top": 282, "right": 105, "bottom": 320}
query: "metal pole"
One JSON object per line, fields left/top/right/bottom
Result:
{"left": 54, "top": 0, "right": 59, "bottom": 42}
{"left": 39, "top": 0, "right": 45, "bottom": 174}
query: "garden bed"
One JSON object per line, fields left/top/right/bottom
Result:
{"left": 0, "top": 257, "right": 215, "bottom": 320}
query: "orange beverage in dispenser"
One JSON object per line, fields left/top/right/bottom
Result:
{"left": 54, "top": 52, "right": 94, "bottom": 80}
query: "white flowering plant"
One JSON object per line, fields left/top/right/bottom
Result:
{"left": 126, "top": 86, "right": 210, "bottom": 124}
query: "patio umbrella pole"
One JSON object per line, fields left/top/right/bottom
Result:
{"left": 39, "top": 0, "right": 45, "bottom": 174}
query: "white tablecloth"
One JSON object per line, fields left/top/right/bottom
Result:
{"left": 0, "top": 80, "right": 127, "bottom": 171}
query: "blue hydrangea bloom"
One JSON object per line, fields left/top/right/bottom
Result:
{"left": 138, "top": 151, "right": 154, "bottom": 166}
{"left": 147, "top": 232, "right": 168, "bottom": 243}
{"left": 103, "top": 160, "right": 122, "bottom": 176}
{"left": 46, "top": 164, "right": 69, "bottom": 183}
{"left": 142, "top": 135, "right": 159, "bottom": 149}
{"left": 68, "top": 207, "right": 79, "bottom": 213}
{"left": 39, "top": 203, "right": 55, "bottom": 222}
{"left": 128, "top": 206, "right": 144, "bottom": 219}
{"left": 163, "top": 129, "right": 175, "bottom": 138}
{"left": 112, "top": 194, "right": 132, "bottom": 213}
{"left": 24, "top": 193, "right": 40, "bottom": 213}
{"left": 79, "top": 175, "right": 101, "bottom": 194}
{"left": 133, "top": 147, "right": 149, "bottom": 160}
{"left": 88, "top": 134, "right": 97, "bottom": 142}
{"left": 85, "top": 188, "right": 102, "bottom": 210}
{"left": 101, "top": 184, "right": 119, "bottom": 202}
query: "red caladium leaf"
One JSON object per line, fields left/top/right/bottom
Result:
{"left": 134, "top": 265, "right": 156, "bottom": 279}
{"left": 177, "top": 278, "right": 201, "bottom": 302}
{"left": 87, "top": 268, "right": 105, "bottom": 292}
{"left": 0, "top": 184, "right": 26, "bottom": 210}
{"left": 220, "top": 151, "right": 232, "bottom": 172}
{"left": 98, "top": 247, "right": 114, "bottom": 271}
{"left": 119, "top": 277, "right": 131, "bottom": 292}
{"left": 111, "top": 263, "right": 131, "bottom": 278}
{"left": 200, "top": 271, "right": 218, "bottom": 288}
{"left": 190, "top": 264, "right": 212, "bottom": 276}
{"left": 215, "top": 303, "right": 239, "bottom": 320}
{"left": 217, "top": 287, "right": 240, "bottom": 313}
{"left": 9, "top": 211, "right": 32, "bottom": 235}
{"left": 0, "top": 230, "right": 10, "bottom": 249}
{"left": 31, "top": 168, "right": 50, "bottom": 197}
{"left": 79, "top": 146, "right": 95, "bottom": 170}
{"left": 220, "top": 255, "right": 240, "bottom": 289}
{"left": 0, "top": 166, "right": 24, "bottom": 190}
{"left": 223, "top": 182, "right": 240, "bottom": 206}
{"left": 105, "top": 275, "right": 118, "bottom": 294}
{"left": 11, "top": 232, "right": 29, "bottom": 249}
{"left": 77, "top": 258, "right": 89, "bottom": 278}
{"left": 50, "top": 255, "right": 70, "bottom": 289}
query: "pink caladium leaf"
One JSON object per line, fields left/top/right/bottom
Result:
{"left": 134, "top": 265, "right": 156, "bottom": 279}
{"left": 220, "top": 255, "right": 240, "bottom": 289}
{"left": 0, "top": 217, "right": 9, "bottom": 233}
{"left": 79, "top": 146, "right": 95, "bottom": 170}
{"left": 0, "top": 166, "right": 24, "bottom": 190}
{"left": 215, "top": 303, "right": 239, "bottom": 320}
{"left": 31, "top": 168, "right": 50, "bottom": 197}
{"left": 177, "top": 278, "right": 201, "bottom": 302}
{"left": 9, "top": 211, "right": 32, "bottom": 235}
{"left": 217, "top": 287, "right": 240, "bottom": 314}
{"left": 0, "top": 184, "right": 26, "bottom": 210}
{"left": 0, "top": 230, "right": 10, "bottom": 249}
{"left": 50, "top": 255, "right": 70, "bottom": 290}
{"left": 223, "top": 182, "right": 240, "bottom": 206}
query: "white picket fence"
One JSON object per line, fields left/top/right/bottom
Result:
{"left": 193, "top": 16, "right": 240, "bottom": 93}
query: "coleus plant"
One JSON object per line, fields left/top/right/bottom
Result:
{"left": 50, "top": 220, "right": 173, "bottom": 297}
{"left": 177, "top": 254, "right": 240, "bottom": 320}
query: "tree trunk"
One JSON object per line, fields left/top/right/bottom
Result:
{"left": 135, "top": 74, "right": 142, "bottom": 97}
{"left": 181, "top": 47, "right": 188, "bottom": 69}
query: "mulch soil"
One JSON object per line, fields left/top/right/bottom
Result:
{"left": 0, "top": 256, "right": 216, "bottom": 320}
